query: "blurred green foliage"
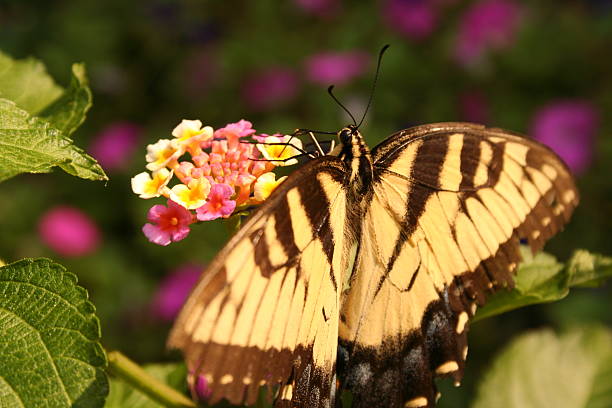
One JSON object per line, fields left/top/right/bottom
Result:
{"left": 472, "top": 325, "right": 612, "bottom": 408}
{"left": 0, "top": 1, "right": 611, "bottom": 407}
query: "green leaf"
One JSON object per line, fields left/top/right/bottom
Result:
{"left": 0, "top": 258, "right": 108, "bottom": 407}
{"left": 472, "top": 326, "right": 612, "bottom": 408}
{"left": 42, "top": 63, "right": 92, "bottom": 137}
{"left": 0, "top": 51, "right": 63, "bottom": 115}
{"left": 0, "top": 53, "right": 105, "bottom": 182}
{"left": 105, "top": 362, "right": 188, "bottom": 408}
{"left": 566, "top": 250, "right": 612, "bottom": 288}
{"left": 0, "top": 98, "right": 107, "bottom": 182}
{"left": 474, "top": 248, "right": 612, "bottom": 322}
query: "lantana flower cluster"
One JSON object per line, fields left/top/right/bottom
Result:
{"left": 131, "top": 119, "right": 301, "bottom": 246}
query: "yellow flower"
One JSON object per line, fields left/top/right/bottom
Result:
{"left": 256, "top": 135, "right": 303, "bottom": 166}
{"left": 169, "top": 177, "right": 211, "bottom": 209}
{"left": 253, "top": 172, "right": 287, "bottom": 202}
{"left": 172, "top": 119, "right": 213, "bottom": 143}
{"left": 131, "top": 169, "right": 173, "bottom": 199}
{"left": 145, "top": 139, "right": 181, "bottom": 171}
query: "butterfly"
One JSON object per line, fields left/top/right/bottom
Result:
{"left": 168, "top": 121, "right": 578, "bottom": 407}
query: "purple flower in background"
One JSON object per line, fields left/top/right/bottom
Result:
{"left": 242, "top": 67, "right": 299, "bottom": 111}
{"left": 383, "top": 0, "right": 438, "bottom": 40}
{"left": 151, "top": 263, "right": 202, "bottom": 321}
{"left": 183, "top": 49, "right": 220, "bottom": 98}
{"left": 531, "top": 100, "right": 599, "bottom": 175}
{"left": 305, "top": 51, "right": 370, "bottom": 85}
{"left": 38, "top": 206, "right": 101, "bottom": 257}
{"left": 458, "top": 90, "right": 490, "bottom": 123}
{"left": 294, "top": 0, "right": 340, "bottom": 17}
{"left": 89, "top": 122, "right": 142, "bottom": 171}
{"left": 185, "top": 22, "right": 220, "bottom": 45}
{"left": 454, "top": 0, "right": 522, "bottom": 66}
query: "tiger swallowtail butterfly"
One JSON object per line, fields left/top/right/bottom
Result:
{"left": 168, "top": 119, "right": 578, "bottom": 407}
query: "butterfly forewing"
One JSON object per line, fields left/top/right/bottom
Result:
{"left": 168, "top": 157, "right": 351, "bottom": 407}
{"left": 337, "top": 123, "right": 578, "bottom": 407}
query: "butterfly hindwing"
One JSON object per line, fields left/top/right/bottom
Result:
{"left": 337, "top": 123, "right": 578, "bottom": 407}
{"left": 168, "top": 157, "right": 350, "bottom": 407}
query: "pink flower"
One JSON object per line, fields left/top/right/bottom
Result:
{"left": 458, "top": 90, "right": 490, "bottom": 123}
{"left": 213, "top": 119, "right": 255, "bottom": 140}
{"left": 151, "top": 264, "right": 201, "bottom": 321}
{"left": 196, "top": 183, "right": 236, "bottom": 221}
{"left": 531, "top": 100, "right": 599, "bottom": 175}
{"left": 38, "top": 206, "right": 101, "bottom": 257}
{"left": 133, "top": 119, "right": 288, "bottom": 245}
{"left": 383, "top": 0, "right": 438, "bottom": 40}
{"left": 89, "top": 122, "right": 142, "bottom": 171}
{"left": 213, "top": 119, "right": 256, "bottom": 150}
{"left": 166, "top": 120, "right": 274, "bottom": 207}
{"left": 143, "top": 200, "right": 194, "bottom": 246}
{"left": 293, "top": 0, "right": 340, "bottom": 17}
{"left": 454, "top": 0, "right": 522, "bottom": 66}
{"left": 242, "top": 67, "right": 299, "bottom": 111}
{"left": 305, "top": 51, "right": 370, "bottom": 85}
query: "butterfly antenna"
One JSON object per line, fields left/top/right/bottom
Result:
{"left": 294, "top": 128, "right": 337, "bottom": 136}
{"left": 327, "top": 85, "right": 358, "bottom": 126}
{"left": 357, "top": 44, "right": 390, "bottom": 129}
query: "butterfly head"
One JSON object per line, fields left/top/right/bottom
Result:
{"left": 336, "top": 125, "right": 370, "bottom": 161}
{"left": 338, "top": 125, "right": 361, "bottom": 147}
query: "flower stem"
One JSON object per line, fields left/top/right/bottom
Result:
{"left": 106, "top": 350, "right": 196, "bottom": 408}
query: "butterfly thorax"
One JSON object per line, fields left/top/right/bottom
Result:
{"left": 332, "top": 126, "right": 373, "bottom": 198}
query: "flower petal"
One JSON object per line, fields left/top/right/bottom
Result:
{"left": 143, "top": 223, "right": 172, "bottom": 246}
{"left": 254, "top": 172, "right": 286, "bottom": 201}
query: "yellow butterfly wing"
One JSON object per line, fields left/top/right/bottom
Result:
{"left": 338, "top": 123, "right": 578, "bottom": 407}
{"left": 168, "top": 157, "right": 350, "bottom": 407}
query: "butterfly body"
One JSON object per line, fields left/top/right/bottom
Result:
{"left": 330, "top": 125, "right": 374, "bottom": 202}
{"left": 169, "top": 122, "right": 578, "bottom": 408}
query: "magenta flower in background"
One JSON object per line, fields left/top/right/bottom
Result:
{"left": 242, "top": 67, "right": 299, "bottom": 111}
{"left": 458, "top": 90, "right": 490, "bottom": 123}
{"left": 196, "top": 183, "right": 236, "bottom": 221}
{"left": 143, "top": 200, "right": 194, "bottom": 246}
{"left": 305, "top": 51, "right": 370, "bottom": 85}
{"left": 89, "top": 122, "right": 142, "bottom": 171}
{"left": 454, "top": 0, "right": 522, "bottom": 66}
{"left": 151, "top": 263, "right": 201, "bottom": 321}
{"left": 38, "top": 206, "right": 101, "bottom": 257}
{"left": 531, "top": 100, "right": 599, "bottom": 175}
{"left": 293, "top": 0, "right": 340, "bottom": 17}
{"left": 190, "top": 372, "right": 213, "bottom": 401}
{"left": 383, "top": 0, "right": 438, "bottom": 40}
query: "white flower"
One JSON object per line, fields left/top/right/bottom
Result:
{"left": 145, "top": 139, "right": 181, "bottom": 171}
{"left": 131, "top": 169, "right": 173, "bottom": 198}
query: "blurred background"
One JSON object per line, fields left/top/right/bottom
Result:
{"left": 1, "top": 1, "right": 611, "bottom": 406}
